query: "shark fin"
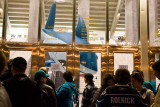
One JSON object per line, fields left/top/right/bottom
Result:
{"left": 76, "top": 15, "right": 87, "bottom": 40}
{"left": 45, "top": 1, "right": 56, "bottom": 30}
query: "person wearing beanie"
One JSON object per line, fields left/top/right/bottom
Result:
{"left": 34, "top": 70, "right": 57, "bottom": 107}
{"left": 81, "top": 73, "right": 97, "bottom": 107}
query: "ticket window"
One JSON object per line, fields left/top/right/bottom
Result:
{"left": 45, "top": 51, "right": 67, "bottom": 90}
{"left": 114, "top": 53, "right": 134, "bottom": 74}
{"left": 79, "top": 52, "right": 101, "bottom": 106}
{"left": 9, "top": 50, "right": 32, "bottom": 77}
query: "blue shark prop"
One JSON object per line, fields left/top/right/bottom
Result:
{"left": 43, "top": 1, "right": 98, "bottom": 74}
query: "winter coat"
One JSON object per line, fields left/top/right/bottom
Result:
{"left": 81, "top": 82, "right": 98, "bottom": 107}
{"left": 0, "top": 82, "right": 12, "bottom": 107}
{"left": 56, "top": 82, "right": 78, "bottom": 107}
{"left": 3, "top": 74, "right": 41, "bottom": 107}
{"left": 37, "top": 82, "right": 57, "bottom": 107}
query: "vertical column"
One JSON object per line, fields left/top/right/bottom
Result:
{"left": 140, "top": 0, "right": 149, "bottom": 81}
{"left": 28, "top": 0, "right": 40, "bottom": 43}
{"left": 125, "top": 0, "right": 138, "bottom": 46}
{"left": 40, "top": 0, "right": 45, "bottom": 29}
{"left": 149, "top": 0, "right": 159, "bottom": 46}
{"left": 78, "top": 0, "right": 90, "bottom": 38}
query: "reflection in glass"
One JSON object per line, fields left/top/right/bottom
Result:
{"left": 6, "top": 0, "right": 30, "bottom": 42}
{"left": 41, "top": 0, "right": 73, "bottom": 44}
{"left": 45, "top": 51, "right": 67, "bottom": 89}
{"left": 79, "top": 52, "right": 101, "bottom": 106}
{"left": 149, "top": 0, "right": 160, "bottom": 46}
{"left": 75, "top": 0, "right": 106, "bottom": 44}
{"left": 114, "top": 53, "right": 134, "bottom": 73}
{"left": 9, "top": 50, "right": 32, "bottom": 77}
{"left": 109, "top": 0, "right": 138, "bottom": 46}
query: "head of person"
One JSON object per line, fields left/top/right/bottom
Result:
{"left": 115, "top": 68, "right": 131, "bottom": 85}
{"left": 132, "top": 69, "right": 144, "bottom": 78}
{"left": 0, "top": 51, "right": 6, "bottom": 75}
{"left": 131, "top": 72, "right": 144, "bottom": 89}
{"left": 11, "top": 57, "right": 27, "bottom": 75}
{"left": 63, "top": 71, "right": 73, "bottom": 82}
{"left": 102, "top": 73, "right": 115, "bottom": 89}
{"left": 84, "top": 73, "right": 94, "bottom": 84}
{"left": 39, "top": 67, "right": 48, "bottom": 74}
{"left": 34, "top": 70, "right": 49, "bottom": 83}
{"left": 152, "top": 60, "right": 160, "bottom": 80}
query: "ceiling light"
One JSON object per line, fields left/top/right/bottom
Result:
{"left": 56, "top": 0, "right": 65, "bottom": 3}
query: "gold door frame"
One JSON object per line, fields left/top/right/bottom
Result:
{"left": 2, "top": 42, "right": 38, "bottom": 77}
{"left": 109, "top": 46, "right": 140, "bottom": 74}
{"left": 74, "top": 44, "right": 107, "bottom": 88}
{"left": 149, "top": 47, "right": 160, "bottom": 81}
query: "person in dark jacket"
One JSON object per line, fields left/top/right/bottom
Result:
{"left": 39, "top": 67, "right": 55, "bottom": 92}
{"left": 3, "top": 57, "right": 41, "bottom": 107}
{"left": 0, "top": 59, "right": 13, "bottom": 81}
{"left": 34, "top": 70, "right": 57, "bottom": 107}
{"left": 97, "top": 68, "right": 147, "bottom": 107}
{"left": 91, "top": 73, "right": 115, "bottom": 106}
{"left": 56, "top": 71, "right": 79, "bottom": 107}
{"left": 81, "top": 73, "right": 97, "bottom": 107}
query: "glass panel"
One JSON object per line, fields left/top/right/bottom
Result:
{"left": 149, "top": 0, "right": 160, "bottom": 46}
{"left": 75, "top": 0, "right": 106, "bottom": 44}
{"left": 41, "top": 0, "right": 73, "bottom": 44}
{"left": 155, "top": 54, "right": 160, "bottom": 89}
{"left": 79, "top": 52, "right": 101, "bottom": 106}
{"left": 0, "top": 1, "right": 4, "bottom": 41}
{"left": 45, "top": 51, "right": 67, "bottom": 90}
{"left": 109, "top": 0, "right": 138, "bottom": 46}
{"left": 114, "top": 53, "right": 134, "bottom": 73}
{"left": 6, "top": 0, "right": 30, "bottom": 42}
{"left": 9, "top": 50, "right": 32, "bottom": 76}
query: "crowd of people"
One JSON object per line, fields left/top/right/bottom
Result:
{"left": 0, "top": 51, "right": 160, "bottom": 107}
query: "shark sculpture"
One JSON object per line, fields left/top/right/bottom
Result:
{"left": 42, "top": 1, "right": 98, "bottom": 74}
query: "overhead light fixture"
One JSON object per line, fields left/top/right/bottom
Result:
{"left": 56, "top": 0, "right": 65, "bottom": 3}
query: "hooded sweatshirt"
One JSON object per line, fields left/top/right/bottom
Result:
{"left": 56, "top": 82, "right": 79, "bottom": 107}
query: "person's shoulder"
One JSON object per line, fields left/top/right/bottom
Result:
{"left": 61, "top": 82, "right": 71, "bottom": 89}
{"left": 3, "top": 77, "right": 13, "bottom": 85}
{"left": 43, "top": 84, "right": 54, "bottom": 90}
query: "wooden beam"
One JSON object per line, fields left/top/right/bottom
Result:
{"left": 110, "top": 0, "right": 125, "bottom": 38}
